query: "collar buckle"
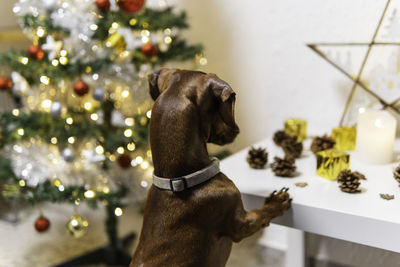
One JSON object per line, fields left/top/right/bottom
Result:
{"left": 169, "top": 177, "right": 188, "bottom": 193}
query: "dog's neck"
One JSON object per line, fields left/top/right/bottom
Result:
{"left": 150, "top": 99, "right": 212, "bottom": 178}
{"left": 152, "top": 138, "right": 211, "bottom": 178}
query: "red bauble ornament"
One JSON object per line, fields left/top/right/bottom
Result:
{"left": 35, "top": 215, "right": 50, "bottom": 233}
{"left": 117, "top": 0, "right": 145, "bottom": 13}
{"left": 73, "top": 80, "right": 89, "bottom": 96}
{"left": 141, "top": 43, "right": 157, "bottom": 58}
{"left": 96, "top": 0, "right": 110, "bottom": 11}
{"left": 117, "top": 154, "right": 132, "bottom": 169}
{"left": 0, "top": 77, "right": 12, "bottom": 91}
{"left": 28, "top": 45, "right": 45, "bottom": 61}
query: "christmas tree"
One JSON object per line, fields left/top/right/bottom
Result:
{"left": 0, "top": 0, "right": 203, "bottom": 252}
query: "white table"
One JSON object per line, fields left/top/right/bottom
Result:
{"left": 220, "top": 138, "right": 400, "bottom": 266}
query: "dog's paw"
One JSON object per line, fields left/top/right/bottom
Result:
{"left": 262, "top": 187, "right": 292, "bottom": 220}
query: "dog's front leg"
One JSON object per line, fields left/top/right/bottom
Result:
{"left": 228, "top": 188, "right": 291, "bottom": 242}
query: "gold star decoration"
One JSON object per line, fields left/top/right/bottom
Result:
{"left": 308, "top": 0, "right": 400, "bottom": 126}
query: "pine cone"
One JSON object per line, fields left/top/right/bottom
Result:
{"left": 310, "top": 135, "right": 336, "bottom": 154}
{"left": 337, "top": 169, "right": 365, "bottom": 193}
{"left": 393, "top": 165, "right": 400, "bottom": 185}
{"left": 247, "top": 147, "right": 268, "bottom": 169}
{"left": 271, "top": 156, "right": 296, "bottom": 177}
{"left": 273, "top": 130, "right": 292, "bottom": 146}
{"left": 282, "top": 137, "right": 303, "bottom": 159}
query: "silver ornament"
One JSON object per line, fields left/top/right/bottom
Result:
{"left": 93, "top": 87, "right": 105, "bottom": 102}
{"left": 62, "top": 147, "right": 75, "bottom": 162}
{"left": 50, "top": 101, "right": 62, "bottom": 117}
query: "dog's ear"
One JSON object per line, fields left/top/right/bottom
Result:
{"left": 148, "top": 69, "right": 162, "bottom": 101}
{"left": 209, "top": 77, "right": 237, "bottom": 128}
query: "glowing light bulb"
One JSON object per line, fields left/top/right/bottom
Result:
{"left": 84, "top": 102, "right": 92, "bottom": 110}
{"left": 125, "top": 118, "right": 134, "bottom": 126}
{"left": 164, "top": 36, "right": 172, "bottom": 44}
{"left": 36, "top": 27, "right": 46, "bottom": 37}
{"left": 12, "top": 109, "right": 20, "bottom": 116}
{"left": 52, "top": 59, "right": 59, "bottom": 66}
{"left": 68, "top": 137, "right": 75, "bottom": 144}
{"left": 40, "top": 76, "right": 50, "bottom": 85}
{"left": 121, "top": 90, "right": 129, "bottom": 98}
{"left": 59, "top": 57, "right": 68, "bottom": 65}
{"left": 114, "top": 207, "right": 123, "bottom": 216}
{"left": 41, "top": 99, "right": 52, "bottom": 109}
{"left": 19, "top": 180, "right": 26, "bottom": 187}
{"left": 111, "top": 22, "right": 119, "bottom": 29}
{"left": 127, "top": 142, "right": 136, "bottom": 151}
{"left": 90, "top": 24, "right": 98, "bottom": 31}
{"left": 141, "top": 36, "right": 149, "bottom": 43}
{"left": 135, "top": 156, "right": 143, "bottom": 164}
{"left": 19, "top": 57, "right": 29, "bottom": 65}
{"left": 17, "top": 128, "right": 24, "bottom": 136}
{"left": 117, "top": 147, "right": 124, "bottom": 154}
{"left": 141, "top": 161, "right": 149, "bottom": 169}
{"left": 95, "top": 145, "right": 104, "bottom": 154}
{"left": 66, "top": 117, "right": 73, "bottom": 125}
{"left": 51, "top": 137, "right": 58, "bottom": 144}
{"left": 146, "top": 110, "right": 152, "bottom": 118}
{"left": 90, "top": 113, "right": 99, "bottom": 121}
{"left": 84, "top": 190, "right": 95, "bottom": 199}
{"left": 124, "top": 129, "right": 133, "bottom": 137}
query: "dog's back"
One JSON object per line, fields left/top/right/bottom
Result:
{"left": 130, "top": 69, "right": 291, "bottom": 267}
{"left": 131, "top": 173, "right": 240, "bottom": 267}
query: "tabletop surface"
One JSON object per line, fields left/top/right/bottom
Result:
{"left": 220, "top": 138, "right": 400, "bottom": 253}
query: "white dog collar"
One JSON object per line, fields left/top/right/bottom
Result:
{"left": 152, "top": 158, "right": 220, "bottom": 193}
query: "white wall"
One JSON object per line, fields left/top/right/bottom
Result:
{"left": 175, "top": 0, "right": 389, "bottom": 152}
{"left": 174, "top": 0, "right": 400, "bottom": 266}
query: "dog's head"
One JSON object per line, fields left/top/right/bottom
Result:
{"left": 149, "top": 68, "right": 239, "bottom": 145}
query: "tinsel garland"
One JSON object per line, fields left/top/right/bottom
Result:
{"left": 22, "top": 14, "right": 69, "bottom": 35}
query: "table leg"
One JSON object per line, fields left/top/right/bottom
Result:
{"left": 285, "top": 229, "right": 305, "bottom": 267}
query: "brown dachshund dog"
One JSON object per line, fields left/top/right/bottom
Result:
{"left": 130, "top": 69, "right": 291, "bottom": 267}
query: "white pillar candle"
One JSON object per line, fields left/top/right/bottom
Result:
{"left": 356, "top": 110, "right": 397, "bottom": 164}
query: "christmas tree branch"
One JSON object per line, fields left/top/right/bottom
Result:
{"left": 0, "top": 50, "right": 112, "bottom": 85}
{"left": 0, "top": 111, "right": 149, "bottom": 152}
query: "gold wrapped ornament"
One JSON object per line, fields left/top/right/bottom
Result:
{"left": 105, "top": 33, "right": 127, "bottom": 52}
{"left": 332, "top": 126, "right": 356, "bottom": 151}
{"left": 316, "top": 149, "right": 350, "bottom": 180}
{"left": 284, "top": 118, "right": 307, "bottom": 142}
